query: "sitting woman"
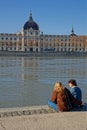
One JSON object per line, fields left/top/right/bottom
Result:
{"left": 48, "top": 82, "right": 82, "bottom": 112}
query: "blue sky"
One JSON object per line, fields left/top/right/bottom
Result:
{"left": 0, "top": 0, "right": 87, "bottom": 35}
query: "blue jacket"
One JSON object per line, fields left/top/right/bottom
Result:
{"left": 70, "top": 86, "right": 82, "bottom": 102}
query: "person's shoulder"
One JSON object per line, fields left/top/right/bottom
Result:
{"left": 71, "top": 86, "right": 77, "bottom": 90}
{"left": 64, "top": 87, "right": 70, "bottom": 92}
{"left": 64, "top": 87, "right": 71, "bottom": 94}
{"left": 75, "top": 86, "right": 81, "bottom": 91}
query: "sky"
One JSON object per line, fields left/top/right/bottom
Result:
{"left": 0, "top": 0, "right": 87, "bottom": 35}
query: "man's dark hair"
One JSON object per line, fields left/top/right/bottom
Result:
{"left": 68, "top": 79, "right": 77, "bottom": 86}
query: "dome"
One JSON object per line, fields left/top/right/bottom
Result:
{"left": 23, "top": 12, "right": 39, "bottom": 30}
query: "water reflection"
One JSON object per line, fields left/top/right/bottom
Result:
{"left": 0, "top": 56, "right": 87, "bottom": 108}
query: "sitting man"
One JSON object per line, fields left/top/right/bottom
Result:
{"left": 68, "top": 79, "right": 82, "bottom": 107}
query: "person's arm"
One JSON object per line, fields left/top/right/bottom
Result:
{"left": 72, "top": 96, "right": 82, "bottom": 106}
{"left": 67, "top": 88, "right": 82, "bottom": 106}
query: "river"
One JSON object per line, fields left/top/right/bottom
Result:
{"left": 0, "top": 55, "right": 87, "bottom": 108}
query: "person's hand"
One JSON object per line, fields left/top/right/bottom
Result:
{"left": 80, "top": 102, "right": 84, "bottom": 107}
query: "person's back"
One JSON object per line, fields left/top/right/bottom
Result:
{"left": 68, "top": 79, "right": 82, "bottom": 107}
{"left": 57, "top": 88, "right": 72, "bottom": 111}
{"left": 70, "top": 86, "right": 82, "bottom": 101}
{"left": 51, "top": 82, "right": 73, "bottom": 111}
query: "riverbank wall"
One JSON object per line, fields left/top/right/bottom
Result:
{"left": 0, "top": 104, "right": 87, "bottom": 130}
{"left": 0, "top": 51, "right": 87, "bottom": 57}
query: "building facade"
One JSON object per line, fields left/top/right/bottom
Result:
{"left": 0, "top": 12, "right": 87, "bottom": 53}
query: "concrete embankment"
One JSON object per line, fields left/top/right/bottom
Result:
{"left": 0, "top": 105, "right": 87, "bottom": 130}
{"left": 0, "top": 51, "right": 87, "bottom": 57}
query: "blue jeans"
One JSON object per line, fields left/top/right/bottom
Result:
{"left": 48, "top": 100, "right": 58, "bottom": 111}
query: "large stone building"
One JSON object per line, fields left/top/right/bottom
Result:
{"left": 0, "top": 12, "right": 87, "bottom": 53}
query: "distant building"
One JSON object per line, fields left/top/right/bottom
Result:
{"left": 0, "top": 12, "right": 87, "bottom": 53}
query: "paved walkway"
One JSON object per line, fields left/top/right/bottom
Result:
{"left": 0, "top": 105, "right": 86, "bottom": 130}
{"left": 0, "top": 112, "right": 87, "bottom": 130}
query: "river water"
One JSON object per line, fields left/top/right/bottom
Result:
{"left": 0, "top": 56, "right": 87, "bottom": 108}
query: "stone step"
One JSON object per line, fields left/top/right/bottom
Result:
{"left": 0, "top": 103, "right": 87, "bottom": 118}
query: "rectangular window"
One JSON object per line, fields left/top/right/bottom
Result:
{"left": 14, "top": 38, "right": 16, "bottom": 40}
{"left": 1, "top": 37, "right": 4, "bottom": 40}
{"left": 10, "top": 38, "right": 12, "bottom": 40}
